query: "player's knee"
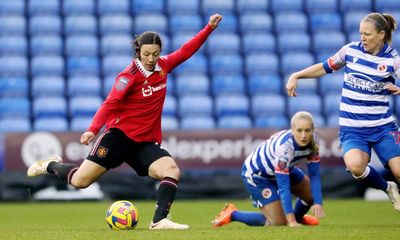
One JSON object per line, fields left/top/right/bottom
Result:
{"left": 346, "top": 162, "right": 366, "bottom": 178}
{"left": 268, "top": 217, "right": 287, "bottom": 226}
{"left": 70, "top": 176, "right": 92, "bottom": 189}
{"left": 163, "top": 164, "right": 181, "bottom": 180}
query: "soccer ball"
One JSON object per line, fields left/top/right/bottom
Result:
{"left": 106, "top": 200, "right": 139, "bottom": 230}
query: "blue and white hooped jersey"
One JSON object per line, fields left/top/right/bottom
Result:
{"left": 323, "top": 42, "right": 400, "bottom": 130}
{"left": 242, "top": 129, "right": 319, "bottom": 180}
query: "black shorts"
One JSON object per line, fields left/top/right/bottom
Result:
{"left": 87, "top": 128, "right": 171, "bottom": 176}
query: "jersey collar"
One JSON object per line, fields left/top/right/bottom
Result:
{"left": 134, "top": 58, "right": 162, "bottom": 78}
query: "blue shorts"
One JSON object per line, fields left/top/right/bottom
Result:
{"left": 242, "top": 167, "right": 305, "bottom": 208}
{"left": 340, "top": 124, "right": 400, "bottom": 167}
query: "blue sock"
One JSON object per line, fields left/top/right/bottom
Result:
{"left": 294, "top": 198, "right": 310, "bottom": 222}
{"left": 354, "top": 166, "right": 388, "bottom": 191}
{"left": 231, "top": 211, "right": 266, "bottom": 226}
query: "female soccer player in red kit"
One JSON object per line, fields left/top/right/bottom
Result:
{"left": 27, "top": 14, "right": 223, "bottom": 230}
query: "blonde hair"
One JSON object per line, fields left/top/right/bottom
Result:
{"left": 363, "top": 12, "right": 397, "bottom": 44}
{"left": 290, "top": 111, "right": 319, "bottom": 153}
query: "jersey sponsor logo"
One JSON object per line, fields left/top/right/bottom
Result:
{"left": 262, "top": 188, "right": 272, "bottom": 199}
{"left": 96, "top": 146, "right": 108, "bottom": 158}
{"left": 142, "top": 83, "right": 166, "bottom": 97}
{"left": 377, "top": 63, "right": 387, "bottom": 72}
{"left": 344, "top": 73, "right": 386, "bottom": 93}
{"left": 142, "top": 86, "right": 153, "bottom": 96}
{"left": 116, "top": 77, "right": 129, "bottom": 91}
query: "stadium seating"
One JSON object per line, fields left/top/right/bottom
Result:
{"left": 277, "top": 32, "right": 311, "bottom": 53}
{"left": 99, "top": 15, "right": 132, "bottom": 35}
{"left": 275, "top": 12, "right": 308, "bottom": 33}
{"left": 167, "top": 0, "right": 199, "bottom": 14}
{"left": 98, "top": 0, "right": 129, "bottom": 15}
{"left": 162, "top": 95, "right": 177, "bottom": 116}
{"left": 0, "top": 56, "right": 28, "bottom": 77}
{"left": 215, "top": 94, "right": 249, "bottom": 117}
{"left": 0, "top": 117, "right": 31, "bottom": 132}
{"left": 29, "top": 15, "right": 62, "bottom": 36}
{"left": 28, "top": 0, "right": 60, "bottom": 16}
{"left": 69, "top": 96, "right": 102, "bottom": 117}
{"left": 31, "top": 56, "right": 64, "bottom": 76}
{"left": 132, "top": 0, "right": 164, "bottom": 14}
{"left": 175, "top": 73, "right": 209, "bottom": 96}
{"left": 70, "top": 116, "right": 92, "bottom": 131}
{"left": 3, "top": 0, "right": 400, "bottom": 131}
{"left": 239, "top": 13, "right": 272, "bottom": 33}
{"left": 248, "top": 74, "right": 282, "bottom": 94}
{"left": 64, "top": 15, "right": 97, "bottom": 35}
{"left": 251, "top": 94, "right": 286, "bottom": 117}
{"left": 31, "top": 76, "right": 65, "bottom": 97}
{"left": 101, "top": 35, "right": 132, "bottom": 56}
{"left": 254, "top": 116, "right": 289, "bottom": 129}
{"left": 179, "top": 95, "right": 213, "bottom": 117}
{"left": 270, "top": 0, "right": 303, "bottom": 13}
{"left": 161, "top": 116, "right": 179, "bottom": 130}
{"left": 181, "top": 116, "right": 216, "bottom": 130}
{"left": 287, "top": 94, "right": 322, "bottom": 116}
{"left": 63, "top": 0, "right": 95, "bottom": 16}
{"left": 242, "top": 33, "right": 275, "bottom": 53}
{"left": 68, "top": 76, "right": 101, "bottom": 97}
{"left": 237, "top": 0, "right": 269, "bottom": 13}
{"left": 134, "top": 14, "right": 168, "bottom": 35}
{"left": 0, "top": 0, "right": 25, "bottom": 15}
{"left": 30, "top": 35, "right": 63, "bottom": 55}
{"left": 245, "top": 53, "right": 279, "bottom": 74}
{"left": 0, "top": 16, "right": 26, "bottom": 35}
{"left": 209, "top": 54, "right": 243, "bottom": 75}
{"left": 34, "top": 117, "right": 68, "bottom": 131}
{"left": 340, "top": 0, "right": 372, "bottom": 12}
{"left": 65, "top": 35, "right": 98, "bottom": 57}
{"left": 169, "top": 15, "right": 202, "bottom": 34}
{"left": 0, "top": 77, "right": 29, "bottom": 97}
{"left": 68, "top": 56, "right": 99, "bottom": 76}
{"left": 0, "top": 97, "right": 30, "bottom": 118}
{"left": 212, "top": 75, "right": 245, "bottom": 96}
{"left": 218, "top": 116, "right": 252, "bottom": 129}
{"left": 33, "top": 96, "right": 67, "bottom": 118}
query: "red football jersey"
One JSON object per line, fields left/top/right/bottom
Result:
{"left": 87, "top": 24, "right": 214, "bottom": 143}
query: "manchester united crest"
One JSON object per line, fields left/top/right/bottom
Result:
{"left": 96, "top": 146, "right": 108, "bottom": 158}
{"left": 159, "top": 70, "right": 165, "bottom": 77}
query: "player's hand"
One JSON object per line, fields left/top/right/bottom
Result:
{"left": 208, "top": 14, "right": 222, "bottom": 29}
{"left": 385, "top": 83, "right": 400, "bottom": 95}
{"left": 80, "top": 131, "right": 96, "bottom": 145}
{"left": 310, "top": 204, "right": 325, "bottom": 218}
{"left": 287, "top": 221, "right": 302, "bottom": 227}
{"left": 286, "top": 74, "right": 299, "bottom": 97}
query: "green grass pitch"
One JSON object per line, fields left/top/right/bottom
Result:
{"left": 1, "top": 199, "right": 399, "bottom": 240}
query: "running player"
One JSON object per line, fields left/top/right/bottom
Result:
{"left": 286, "top": 12, "right": 400, "bottom": 211}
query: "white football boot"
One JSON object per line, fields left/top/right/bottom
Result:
{"left": 386, "top": 181, "right": 400, "bottom": 211}
{"left": 27, "top": 156, "right": 62, "bottom": 177}
{"left": 149, "top": 217, "right": 189, "bottom": 230}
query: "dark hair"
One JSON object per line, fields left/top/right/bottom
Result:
{"left": 363, "top": 12, "right": 397, "bottom": 44}
{"left": 132, "top": 32, "right": 162, "bottom": 58}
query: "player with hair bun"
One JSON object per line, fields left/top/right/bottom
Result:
{"left": 27, "top": 14, "right": 223, "bottom": 230}
{"left": 286, "top": 12, "right": 400, "bottom": 211}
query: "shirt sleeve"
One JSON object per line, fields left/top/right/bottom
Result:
{"left": 87, "top": 75, "right": 134, "bottom": 134}
{"left": 393, "top": 52, "right": 400, "bottom": 79}
{"left": 161, "top": 24, "right": 214, "bottom": 72}
{"left": 322, "top": 44, "right": 348, "bottom": 73}
{"left": 274, "top": 144, "right": 294, "bottom": 215}
{"left": 307, "top": 153, "right": 323, "bottom": 205}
